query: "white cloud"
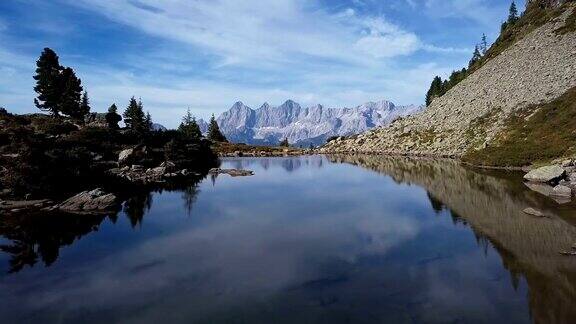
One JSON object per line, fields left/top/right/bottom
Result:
{"left": 71, "top": 0, "right": 450, "bottom": 68}
{"left": 354, "top": 18, "right": 421, "bottom": 58}
{"left": 0, "top": 0, "right": 472, "bottom": 127}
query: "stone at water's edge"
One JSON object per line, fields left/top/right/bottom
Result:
{"left": 209, "top": 168, "right": 255, "bottom": 177}
{"left": 552, "top": 185, "right": 572, "bottom": 197}
{"left": 524, "top": 165, "right": 566, "bottom": 183}
{"left": 57, "top": 189, "right": 117, "bottom": 213}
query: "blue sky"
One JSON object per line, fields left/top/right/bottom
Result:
{"left": 0, "top": 0, "right": 524, "bottom": 127}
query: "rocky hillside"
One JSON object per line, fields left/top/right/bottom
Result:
{"left": 322, "top": 3, "right": 576, "bottom": 166}
{"left": 212, "top": 100, "right": 422, "bottom": 146}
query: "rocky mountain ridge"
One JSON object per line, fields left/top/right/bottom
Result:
{"left": 207, "top": 100, "right": 423, "bottom": 146}
{"left": 322, "top": 4, "right": 576, "bottom": 165}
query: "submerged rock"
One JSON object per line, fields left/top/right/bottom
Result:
{"left": 551, "top": 185, "right": 572, "bottom": 197}
{"left": 524, "top": 182, "right": 554, "bottom": 196}
{"left": 524, "top": 165, "right": 566, "bottom": 184}
{"left": 523, "top": 208, "right": 546, "bottom": 218}
{"left": 57, "top": 189, "right": 117, "bottom": 214}
{"left": 209, "top": 168, "right": 255, "bottom": 177}
{"left": 0, "top": 199, "right": 53, "bottom": 212}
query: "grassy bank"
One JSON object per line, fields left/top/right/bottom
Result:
{"left": 463, "top": 86, "right": 576, "bottom": 167}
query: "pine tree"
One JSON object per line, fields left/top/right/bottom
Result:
{"left": 279, "top": 138, "right": 290, "bottom": 147}
{"left": 59, "top": 67, "right": 84, "bottom": 119}
{"left": 469, "top": 45, "right": 482, "bottom": 68}
{"left": 75, "top": 91, "right": 91, "bottom": 123}
{"left": 207, "top": 114, "right": 227, "bottom": 142}
{"left": 123, "top": 96, "right": 146, "bottom": 132}
{"left": 508, "top": 1, "right": 519, "bottom": 25}
{"left": 481, "top": 34, "right": 488, "bottom": 55}
{"left": 178, "top": 108, "right": 202, "bottom": 140}
{"left": 105, "top": 103, "right": 122, "bottom": 129}
{"left": 145, "top": 111, "right": 153, "bottom": 131}
{"left": 33, "top": 48, "right": 63, "bottom": 116}
{"left": 425, "top": 76, "right": 444, "bottom": 106}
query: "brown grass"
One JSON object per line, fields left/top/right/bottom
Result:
{"left": 463, "top": 87, "right": 576, "bottom": 167}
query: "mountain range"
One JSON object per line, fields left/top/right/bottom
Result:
{"left": 200, "top": 100, "right": 423, "bottom": 146}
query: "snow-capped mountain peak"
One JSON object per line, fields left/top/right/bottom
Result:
{"left": 214, "top": 99, "right": 424, "bottom": 146}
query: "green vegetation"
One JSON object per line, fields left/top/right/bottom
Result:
{"left": 178, "top": 108, "right": 203, "bottom": 141}
{"left": 105, "top": 104, "right": 122, "bottom": 129}
{"left": 207, "top": 114, "right": 228, "bottom": 142}
{"left": 463, "top": 87, "right": 576, "bottom": 167}
{"left": 464, "top": 108, "right": 501, "bottom": 148}
{"left": 0, "top": 48, "right": 219, "bottom": 200}
{"left": 123, "top": 97, "right": 149, "bottom": 133}
{"left": 34, "top": 48, "right": 88, "bottom": 122}
{"left": 398, "top": 128, "right": 438, "bottom": 146}
{"left": 279, "top": 138, "right": 290, "bottom": 147}
{"left": 555, "top": 4, "right": 576, "bottom": 34}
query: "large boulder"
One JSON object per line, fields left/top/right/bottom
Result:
{"left": 523, "top": 165, "right": 566, "bottom": 183}
{"left": 58, "top": 189, "right": 118, "bottom": 213}
{"left": 118, "top": 148, "right": 134, "bottom": 165}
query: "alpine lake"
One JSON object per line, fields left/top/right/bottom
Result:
{"left": 1, "top": 155, "right": 576, "bottom": 324}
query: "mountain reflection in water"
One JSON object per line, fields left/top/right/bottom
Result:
{"left": 0, "top": 155, "right": 575, "bottom": 324}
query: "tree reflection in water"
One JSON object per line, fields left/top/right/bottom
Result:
{"left": 0, "top": 179, "right": 203, "bottom": 274}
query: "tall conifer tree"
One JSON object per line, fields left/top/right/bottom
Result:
{"left": 123, "top": 96, "right": 146, "bottom": 132}
{"left": 207, "top": 114, "right": 227, "bottom": 142}
{"left": 508, "top": 1, "right": 519, "bottom": 24}
{"left": 59, "top": 67, "right": 83, "bottom": 119}
{"left": 179, "top": 108, "right": 203, "bottom": 140}
{"left": 105, "top": 104, "right": 122, "bottom": 129}
{"left": 33, "top": 48, "right": 63, "bottom": 116}
{"left": 481, "top": 34, "right": 488, "bottom": 54}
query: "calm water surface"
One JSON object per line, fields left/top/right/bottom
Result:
{"left": 1, "top": 155, "right": 576, "bottom": 323}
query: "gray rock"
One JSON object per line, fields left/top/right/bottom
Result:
{"left": 209, "top": 168, "right": 254, "bottom": 177}
{"left": 159, "top": 161, "right": 176, "bottom": 171}
{"left": 551, "top": 185, "right": 572, "bottom": 197}
{"left": 118, "top": 148, "right": 134, "bottom": 165}
{"left": 561, "top": 159, "right": 574, "bottom": 167}
{"left": 523, "top": 207, "right": 546, "bottom": 217}
{"left": 58, "top": 189, "right": 117, "bottom": 213}
{"left": 524, "top": 182, "right": 554, "bottom": 196}
{"left": 149, "top": 166, "right": 167, "bottom": 175}
{"left": 523, "top": 165, "right": 566, "bottom": 183}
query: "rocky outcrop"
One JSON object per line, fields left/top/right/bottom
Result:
{"left": 322, "top": 5, "right": 576, "bottom": 157}
{"left": 55, "top": 189, "right": 117, "bottom": 214}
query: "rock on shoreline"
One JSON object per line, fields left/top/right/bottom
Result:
{"left": 523, "top": 162, "right": 576, "bottom": 204}
{"left": 209, "top": 168, "right": 255, "bottom": 177}
{"left": 55, "top": 189, "right": 118, "bottom": 214}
